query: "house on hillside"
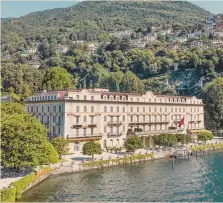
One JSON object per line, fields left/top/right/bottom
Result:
{"left": 26, "top": 47, "right": 37, "bottom": 54}
{"left": 142, "top": 33, "right": 157, "bottom": 42}
{"left": 214, "top": 31, "right": 223, "bottom": 37}
{"left": 55, "top": 45, "right": 69, "bottom": 54}
{"left": 27, "top": 60, "right": 41, "bottom": 69}
{"left": 88, "top": 43, "right": 98, "bottom": 54}
{"left": 215, "top": 23, "right": 223, "bottom": 31}
{"left": 160, "top": 28, "right": 171, "bottom": 36}
{"left": 167, "top": 42, "right": 180, "bottom": 50}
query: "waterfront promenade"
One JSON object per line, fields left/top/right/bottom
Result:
{"left": 1, "top": 139, "right": 223, "bottom": 190}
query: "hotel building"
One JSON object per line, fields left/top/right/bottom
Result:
{"left": 24, "top": 89, "right": 205, "bottom": 152}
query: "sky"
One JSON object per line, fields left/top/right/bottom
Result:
{"left": 1, "top": 1, "right": 223, "bottom": 18}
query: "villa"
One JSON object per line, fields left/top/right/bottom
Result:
{"left": 24, "top": 89, "right": 205, "bottom": 152}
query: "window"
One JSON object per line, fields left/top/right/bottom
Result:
{"left": 137, "top": 107, "right": 139, "bottom": 112}
{"left": 42, "top": 106, "right": 44, "bottom": 112}
{"left": 143, "top": 107, "right": 145, "bottom": 112}
{"left": 53, "top": 106, "right": 56, "bottom": 112}
{"left": 53, "top": 115, "right": 56, "bottom": 122}
{"left": 131, "top": 116, "right": 133, "bottom": 122}
{"left": 84, "top": 116, "right": 87, "bottom": 122}
{"left": 91, "top": 106, "right": 94, "bottom": 112}
{"left": 84, "top": 106, "right": 87, "bottom": 112}
{"left": 76, "top": 128, "right": 79, "bottom": 136}
{"left": 58, "top": 127, "right": 60, "bottom": 134}
{"left": 83, "top": 129, "right": 86, "bottom": 137}
{"left": 76, "top": 95, "right": 79, "bottom": 100}
{"left": 131, "top": 107, "right": 133, "bottom": 112}
{"left": 104, "top": 126, "right": 107, "bottom": 133}
{"left": 123, "top": 115, "right": 125, "bottom": 121}
{"left": 31, "top": 106, "right": 33, "bottom": 112}
{"left": 123, "top": 107, "right": 125, "bottom": 112}
{"left": 45, "top": 96, "right": 47, "bottom": 100}
{"left": 54, "top": 96, "right": 56, "bottom": 100}
{"left": 84, "top": 95, "right": 87, "bottom": 100}
{"left": 160, "top": 107, "right": 162, "bottom": 112}
{"left": 104, "top": 106, "right": 107, "bottom": 112}
{"left": 36, "top": 106, "right": 39, "bottom": 112}
{"left": 104, "top": 115, "right": 107, "bottom": 122}
{"left": 76, "top": 106, "right": 79, "bottom": 112}
{"left": 165, "top": 107, "right": 167, "bottom": 112}
{"left": 59, "top": 106, "right": 61, "bottom": 112}
{"left": 137, "top": 98, "right": 139, "bottom": 102}
{"left": 117, "top": 106, "right": 119, "bottom": 112}
{"left": 123, "top": 125, "right": 125, "bottom": 132}
{"left": 154, "top": 107, "right": 156, "bottom": 112}
{"left": 27, "top": 106, "right": 30, "bottom": 112}
{"left": 58, "top": 116, "right": 61, "bottom": 124}
{"left": 91, "top": 96, "right": 94, "bottom": 100}
{"left": 48, "top": 106, "right": 50, "bottom": 112}
{"left": 110, "top": 106, "right": 113, "bottom": 112}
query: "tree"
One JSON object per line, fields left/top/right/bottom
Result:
{"left": 82, "top": 141, "right": 102, "bottom": 159}
{"left": 83, "top": 77, "right": 86, "bottom": 89}
{"left": 198, "top": 131, "right": 213, "bottom": 142}
{"left": 154, "top": 134, "right": 178, "bottom": 146}
{"left": 1, "top": 102, "right": 59, "bottom": 171}
{"left": 43, "top": 67, "right": 72, "bottom": 91}
{"left": 202, "top": 77, "right": 223, "bottom": 134}
{"left": 125, "top": 136, "right": 143, "bottom": 152}
{"left": 51, "top": 137, "right": 69, "bottom": 159}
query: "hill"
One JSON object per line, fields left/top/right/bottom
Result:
{"left": 1, "top": 1, "right": 209, "bottom": 51}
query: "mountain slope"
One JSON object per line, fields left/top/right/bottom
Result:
{"left": 2, "top": 1, "right": 209, "bottom": 51}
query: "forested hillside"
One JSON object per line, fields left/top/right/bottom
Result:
{"left": 2, "top": 1, "right": 209, "bottom": 52}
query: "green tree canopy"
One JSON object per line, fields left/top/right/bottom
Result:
{"left": 1, "top": 102, "right": 59, "bottom": 171}
{"left": 197, "top": 130, "right": 213, "bottom": 142}
{"left": 82, "top": 141, "right": 102, "bottom": 159}
{"left": 202, "top": 77, "right": 223, "bottom": 134}
{"left": 51, "top": 137, "right": 69, "bottom": 159}
{"left": 125, "top": 136, "right": 143, "bottom": 152}
{"left": 43, "top": 67, "right": 72, "bottom": 91}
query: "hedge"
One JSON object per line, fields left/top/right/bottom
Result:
{"left": 1, "top": 166, "right": 54, "bottom": 202}
{"left": 1, "top": 187, "right": 16, "bottom": 202}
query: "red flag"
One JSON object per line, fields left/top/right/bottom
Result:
{"left": 179, "top": 117, "right": 184, "bottom": 127}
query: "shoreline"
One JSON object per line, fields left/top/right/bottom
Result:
{"left": 1, "top": 143, "right": 223, "bottom": 202}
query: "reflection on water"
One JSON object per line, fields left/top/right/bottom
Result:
{"left": 19, "top": 151, "right": 223, "bottom": 202}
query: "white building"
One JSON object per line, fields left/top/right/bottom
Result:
{"left": 55, "top": 45, "right": 69, "bottom": 54}
{"left": 25, "top": 89, "right": 205, "bottom": 152}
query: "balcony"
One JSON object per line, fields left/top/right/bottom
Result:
{"left": 88, "top": 124, "right": 97, "bottom": 128}
{"left": 71, "top": 123, "right": 82, "bottom": 128}
{"left": 67, "top": 133, "right": 102, "bottom": 141}
{"left": 107, "top": 121, "right": 122, "bottom": 126}
{"left": 134, "top": 130, "right": 179, "bottom": 136}
{"left": 107, "top": 132, "right": 122, "bottom": 137}
{"left": 129, "top": 121, "right": 169, "bottom": 126}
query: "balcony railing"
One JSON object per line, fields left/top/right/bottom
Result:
{"left": 133, "top": 130, "right": 179, "bottom": 136}
{"left": 129, "top": 121, "right": 169, "bottom": 126}
{"left": 107, "top": 132, "right": 122, "bottom": 137}
{"left": 67, "top": 133, "right": 102, "bottom": 139}
{"left": 88, "top": 124, "right": 97, "bottom": 128}
{"left": 71, "top": 123, "right": 82, "bottom": 128}
{"left": 107, "top": 121, "right": 123, "bottom": 126}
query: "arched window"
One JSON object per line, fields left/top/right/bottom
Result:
{"left": 123, "top": 96, "right": 126, "bottom": 101}
{"left": 116, "top": 96, "right": 120, "bottom": 101}
{"left": 103, "top": 95, "right": 107, "bottom": 100}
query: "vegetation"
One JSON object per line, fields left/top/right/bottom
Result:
{"left": 202, "top": 77, "right": 223, "bottom": 134}
{"left": 1, "top": 1, "right": 208, "bottom": 53}
{"left": 190, "top": 143, "right": 223, "bottom": 152}
{"left": 125, "top": 136, "right": 143, "bottom": 152}
{"left": 51, "top": 137, "right": 70, "bottom": 158}
{"left": 1, "top": 102, "right": 59, "bottom": 171}
{"left": 197, "top": 130, "right": 214, "bottom": 142}
{"left": 81, "top": 153, "right": 154, "bottom": 169}
{"left": 0, "top": 187, "right": 16, "bottom": 202}
{"left": 82, "top": 141, "right": 102, "bottom": 159}
{"left": 1, "top": 166, "right": 54, "bottom": 202}
{"left": 154, "top": 133, "right": 193, "bottom": 146}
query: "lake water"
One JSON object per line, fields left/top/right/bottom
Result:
{"left": 19, "top": 150, "right": 223, "bottom": 202}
